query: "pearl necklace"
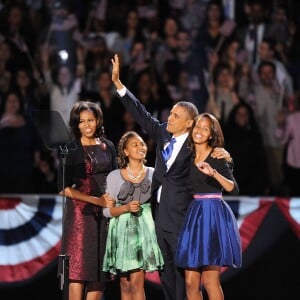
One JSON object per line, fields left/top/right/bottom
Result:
{"left": 126, "top": 164, "right": 145, "bottom": 182}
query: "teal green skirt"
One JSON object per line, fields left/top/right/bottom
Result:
{"left": 103, "top": 203, "right": 164, "bottom": 274}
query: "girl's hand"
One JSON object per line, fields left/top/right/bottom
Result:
{"left": 196, "top": 162, "right": 215, "bottom": 177}
{"left": 127, "top": 200, "right": 140, "bottom": 213}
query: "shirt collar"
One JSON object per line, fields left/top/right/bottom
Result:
{"left": 172, "top": 132, "right": 189, "bottom": 143}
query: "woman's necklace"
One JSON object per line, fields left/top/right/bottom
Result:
{"left": 126, "top": 164, "right": 145, "bottom": 182}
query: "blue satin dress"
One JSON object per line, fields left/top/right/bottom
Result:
{"left": 176, "top": 157, "right": 242, "bottom": 269}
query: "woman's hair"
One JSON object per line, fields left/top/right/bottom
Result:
{"left": 69, "top": 100, "right": 103, "bottom": 139}
{"left": 202, "top": 0, "right": 225, "bottom": 27}
{"left": 117, "top": 131, "right": 147, "bottom": 168}
{"left": 226, "top": 100, "right": 260, "bottom": 132}
{"left": 0, "top": 90, "right": 25, "bottom": 117}
{"left": 189, "top": 113, "right": 224, "bottom": 153}
{"left": 212, "top": 62, "right": 231, "bottom": 85}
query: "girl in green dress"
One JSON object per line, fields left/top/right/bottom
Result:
{"left": 103, "top": 131, "right": 164, "bottom": 300}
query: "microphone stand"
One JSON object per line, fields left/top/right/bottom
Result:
{"left": 31, "top": 109, "right": 76, "bottom": 300}
{"left": 57, "top": 145, "right": 70, "bottom": 300}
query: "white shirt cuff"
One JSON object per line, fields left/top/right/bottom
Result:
{"left": 116, "top": 86, "right": 126, "bottom": 97}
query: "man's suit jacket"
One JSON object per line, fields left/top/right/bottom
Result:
{"left": 117, "top": 89, "right": 194, "bottom": 233}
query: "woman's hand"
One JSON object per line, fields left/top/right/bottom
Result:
{"left": 196, "top": 161, "right": 216, "bottom": 177}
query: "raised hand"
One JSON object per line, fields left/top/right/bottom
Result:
{"left": 111, "top": 54, "right": 124, "bottom": 90}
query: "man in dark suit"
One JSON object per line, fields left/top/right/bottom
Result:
{"left": 111, "top": 54, "right": 232, "bottom": 300}
{"left": 234, "top": 0, "right": 275, "bottom": 65}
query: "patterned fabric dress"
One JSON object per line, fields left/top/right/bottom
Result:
{"left": 103, "top": 168, "right": 164, "bottom": 274}
{"left": 176, "top": 156, "right": 242, "bottom": 269}
{"left": 62, "top": 143, "right": 115, "bottom": 281}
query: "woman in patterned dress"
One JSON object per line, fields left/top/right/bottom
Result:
{"left": 176, "top": 113, "right": 242, "bottom": 300}
{"left": 103, "top": 131, "right": 164, "bottom": 300}
{"left": 59, "top": 101, "right": 117, "bottom": 300}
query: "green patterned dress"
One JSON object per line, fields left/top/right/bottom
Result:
{"left": 103, "top": 167, "right": 164, "bottom": 274}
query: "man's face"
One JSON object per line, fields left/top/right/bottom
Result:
{"left": 259, "top": 66, "right": 275, "bottom": 86}
{"left": 166, "top": 105, "right": 193, "bottom": 137}
{"left": 177, "top": 32, "right": 191, "bottom": 52}
{"left": 258, "top": 42, "right": 272, "bottom": 60}
{"left": 251, "top": 4, "right": 264, "bottom": 24}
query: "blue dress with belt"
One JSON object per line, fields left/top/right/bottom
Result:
{"left": 176, "top": 155, "right": 242, "bottom": 269}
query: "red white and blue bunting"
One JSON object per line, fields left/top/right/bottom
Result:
{"left": 0, "top": 195, "right": 62, "bottom": 285}
{"left": 0, "top": 195, "right": 299, "bottom": 286}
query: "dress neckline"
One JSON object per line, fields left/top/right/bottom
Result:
{"left": 120, "top": 167, "right": 149, "bottom": 184}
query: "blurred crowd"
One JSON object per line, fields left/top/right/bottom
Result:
{"left": 0, "top": 0, "right": 299, "bottom": 196}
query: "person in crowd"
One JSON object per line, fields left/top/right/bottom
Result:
{"left": 0, "top": 90, "right": 42, "bottom": 193}
{"left": 194, "top": 0, "right": 227, "bottom": 55}
{"left": 269, "top": 5, "right": 290, "bottom": 49}
{"left": 0, "top": 39, "right": 13, "bottom": 96}
{"left": 58, "top": 100, "right": 116, "bottom": 300}
{"left": 276, "top": 92, "right": 300, "bottom": 196}
{"left": 0, "top": 3, "right": 36, "bottom": 70}
{"left": 110, "top": 53, "right": 233, "bottom": 300}
{"left": 118, "top": 9, "right": 145, "bottom": 68}
{"left": 176, "top": 113, "right": 242, "bottom": 300}
{"left": 253, "top": 61, "right": 286, "bottom": 195}
{"left": 219, "top": 37, "right": 245, "bottom": 84}
{"left": 103, "top": 131, "right": 164, "bottom": 300}
{"left": 10, "top": 68, "right": 46, "bottom": 116}
{"left": 39, "top": 1, "right": 80, "bottom": 69}
{"left": 225, "top": 101, "right": 269, "bottom": 195}
{"left": 206, "top": 62, "right": 240, "bottom": 126}
{"left": 164, "top": 29, "right": 208, "bottom": 113}
{"left": 235, "top": 0, "right": 274, "bottom": 65}
{"left": 79, "top": 34, "right": 113, "bottom": 94}
{"left": 154, "top": 16, "right": 180, "bottom": 78}
{"left": 41, "top": 46, "right": 82, "bottom": 125}
{"left": 256, "top": 38, "right": 294, "bottom": 99}
{"left": 80, "top": 68, "right": 125, "bottom": 147}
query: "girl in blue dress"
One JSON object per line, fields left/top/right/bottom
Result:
{"left": 176, "top": 113, "right": 242, "bottom": 300}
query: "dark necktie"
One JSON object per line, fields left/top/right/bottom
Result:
{"left": 162, "top": 138, "right": 176, "bottom": 162}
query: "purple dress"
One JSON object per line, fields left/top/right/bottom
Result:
{"left": 62, "top": 144, "right": 114, "bottom": 281}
